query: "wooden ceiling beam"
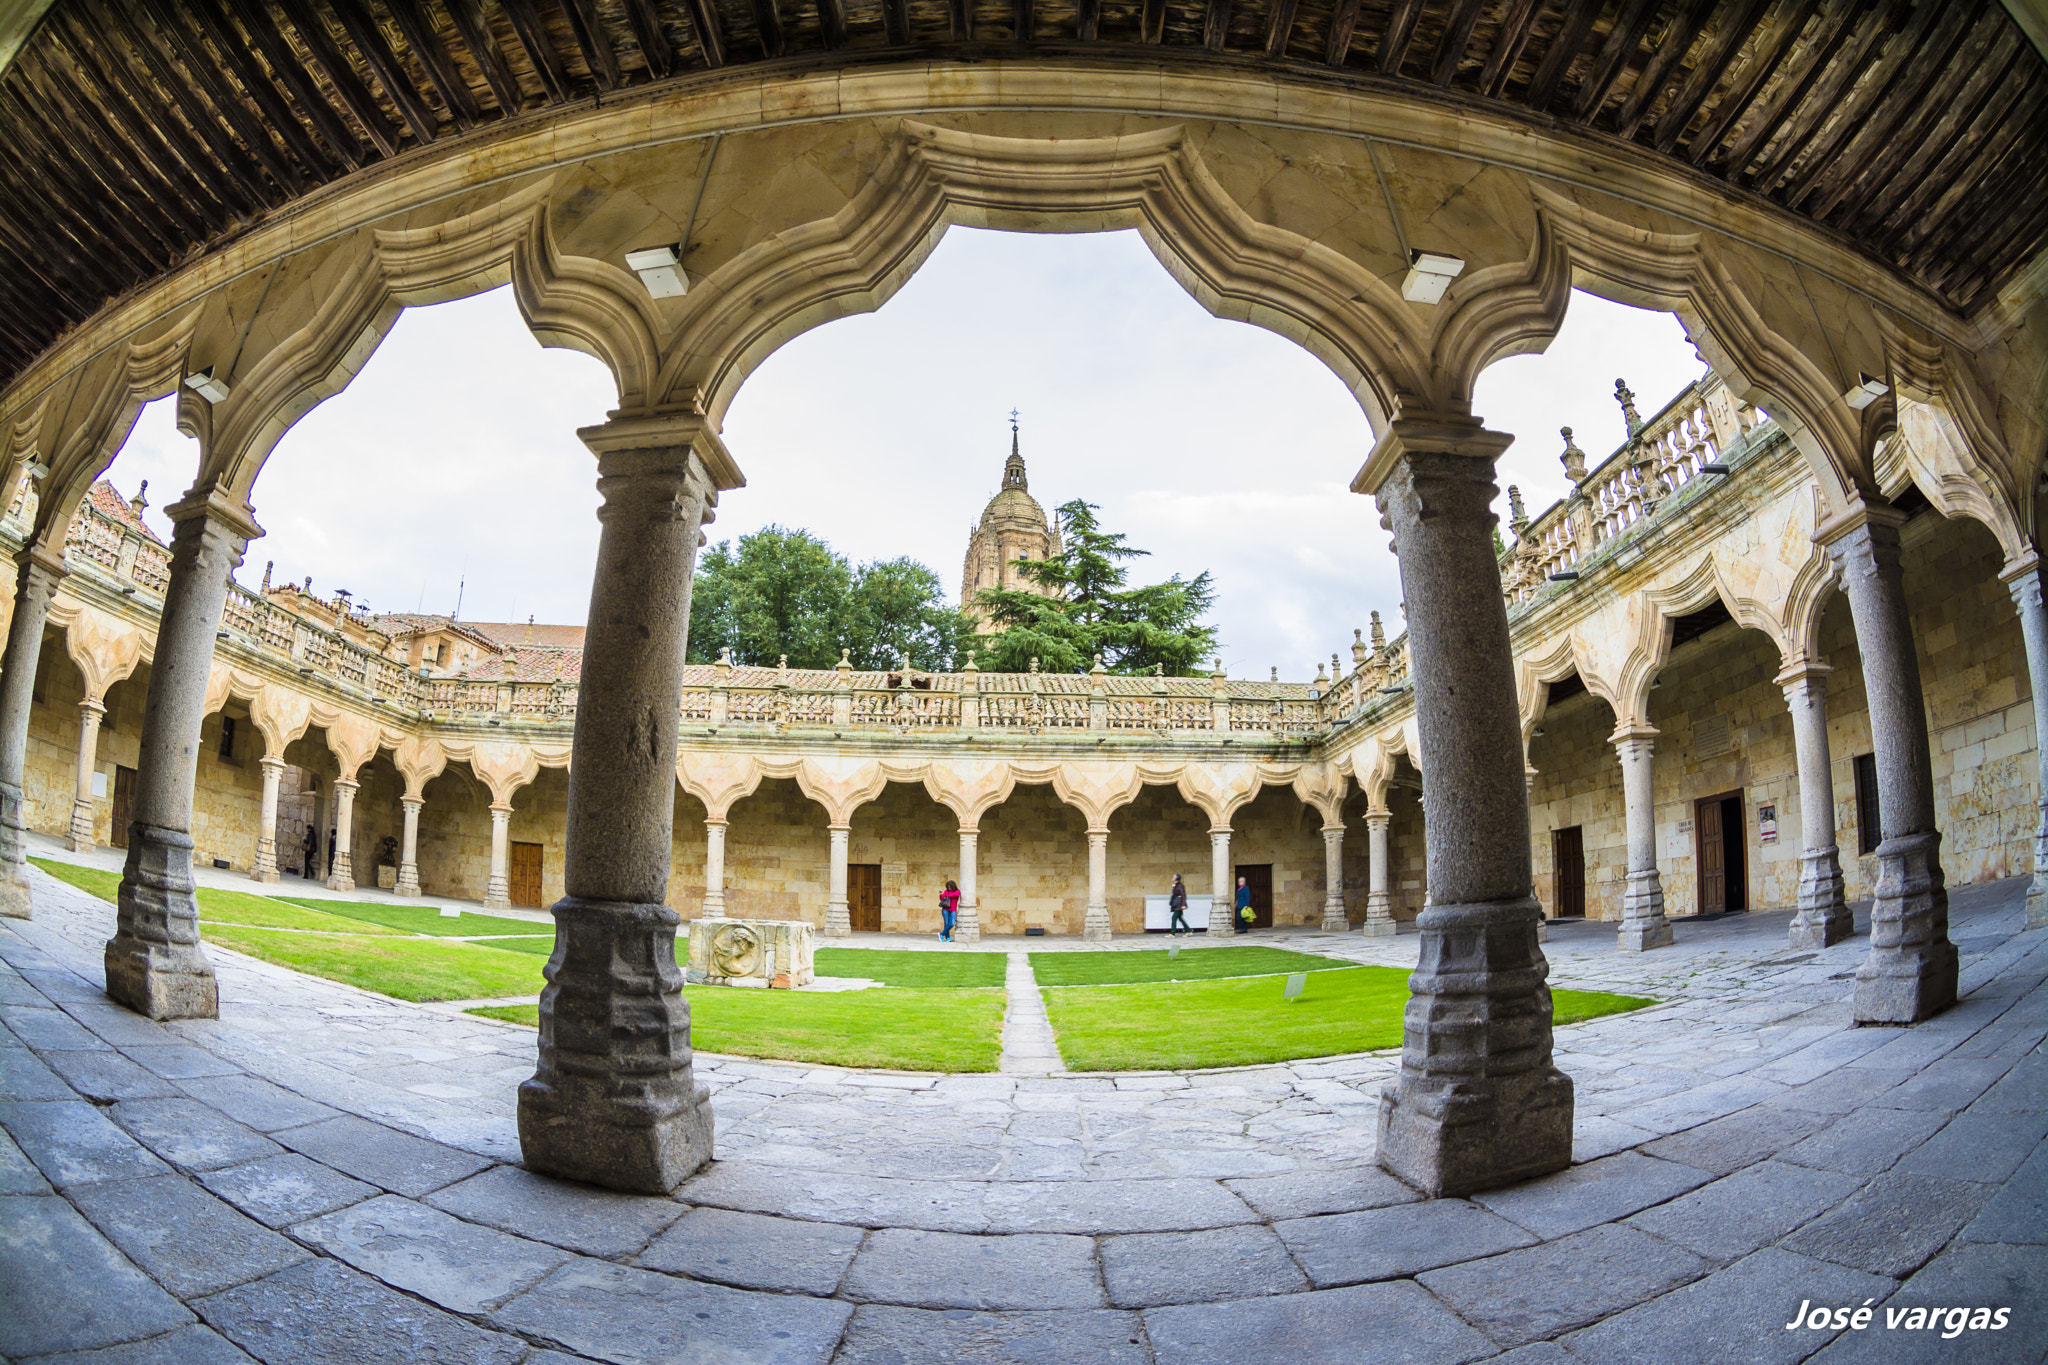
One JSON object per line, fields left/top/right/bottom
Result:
{"left": 1715, "top": 0, "right": 1863, "bottom": 177}
{"left": 1652, "top": 0, "right": 1778, "bottom": 152}
{"left": 814, "top": 0, "right": 848, "bottom": 47}
{"left": 498, "top": 0, "right": 577, "bottom": 98}
{"left": 1376, "top": 0, "right": 1425, "bottom": 76}
{"left": 1840, "top": 27, "right": 2022, "bottom": 230}
{"left": 1905, "top": 137, "right": 2042, "bottom": 271}
{"left": 1750, "top": 0, "right": 1926, "bottom": 194}
{"left": 0, "top": 165, "right": 127, "bottom": 300}
{"left": 1687, "top": 0, "right": 1826, "bottom": 166}
{"left": 753, "top": 0, "right": 787, "bottom": 57}
{"left": 1077, "top": 0, "right": 1099, "bottom": 43}
{"left": 16, "top": 51, "right": 213, "bottom": 244}
{"left": 1203, "top": 0, "right": 1228, "bottom": 51}
{"left": 0, "top": 103, "right": 170, "bottom": 275}
{"left": 882, "top": 0, "right": 910, "bottom": 45}
{"left": 1477, "top": 0, "right": 1542, "bottom": 98}
{"left": 1899, "top": 107, "right": 2043, "bottom": 258}
{"left": 622, "top": 0, "right": 677, "bottom": 77}
{"left": 1322, "top": 0, "right": 1359, "bottom": 64}
{"left": 1573, "top": 0, "right": 1663, "bottom": 119}
{"left": 1874, "top": 79, "right": 2041, "bottom": 243}
{"left": 327, "top": 0, "right": 443, "bottom": 143}
{"left": 677, "top": 0, "right": 727, "bottom": 65}
{"left": 182, "top": 0, "right": 339, "bottom": 175}
{"left": 381, "top": 1, "right": 485, "bottom": 124}
{"left": 1427, "top": 0, "right": 1487, "bottom": 86}
{"left": 1264, "top": 0, "right": 1298, "bottom": 59}
{"left": 1922, "top": 148, "right": 2048, "bottom": 293}
{"left": 272, "top": 2, "right": 404, "bottom": 159}
{"left": 218, "top": 0, "right": 368, "bottom": 170}
{"left": 442, "top": 0, "right": 526, "bottom": 108}
{"left": 1524, "top": 1, "right": 1604, "bottom": 111}
{"left": 560, "top": 0, "right": 624, "bottom": 89}
{"left": 1786, "top": 0, "right": 1975, "bottom": 213}
{"left": 134, "top": 0, "right": 309, "bottom": 194}
{"left": 952, "top": 0, "right": 977, "bottom": 42}
{"left": 1614, "top": 0, "right": 1718, "bottom": 141}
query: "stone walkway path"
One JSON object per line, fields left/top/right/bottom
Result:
{"left": 997, "top": 951, "right": 1064, "bottom": 1076}
{"left": 1, "top": 863, "right": 2043, "bottom": 1364}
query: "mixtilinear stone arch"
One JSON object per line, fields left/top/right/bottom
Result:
{"left": 0, "top": 31, "right": 2039, "bottom": 1205}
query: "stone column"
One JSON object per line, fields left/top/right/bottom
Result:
{"left": 485, "top": 804, "right": 512, "bottom": 910}
{"left": 67, "top": 698, "right": 106, "bottom": 852}
{"left": 1780, "top": 664, "right": 1850, "bottom": 947}
{"left": 1364, "top": 419, "right": 1572, "bottom": 1196}
{"left": 250, "top": 756, "right": 284, "bottom": 882}
{"left": 1320, "top": 823, "right": 1348, "bottom": 931}
{"left": 396, "top": 796, "right": 422, "bottom": 896}
{"left": 2003, "top": 560, "right": 2048, "bottom": 928}
{"left": 1363, "top": 810, "right": 1395, "bottom": 935}
{"left": 324, "top": 779, "right": 358, "bottom": 891}
{"left": 1084, "top": 828, "right": 1111, "bottom": 940}
{"left": 1209, "top": 826, "right": 1231, "bottom": 932}
{"left": 519, "top": 418, "right": 722, "bottom": 1193}
{"left": 0, "top": 548, "right": 64, "bottom": 917}
{"left": 105, "top": 494, "right": 256, "bottom": 1020}
{"left": 824, "top": 825, "right": 851, "bottom": 936}
{"left": 956, "top": 827, "right": 981, "bottom": 943}
{"left": 1825, "top": 513, "right": 1957, "bottom": 1022}
{"left": 701, "top": 817, "right": 727, "bottom": 917}
{"left": 1613, "top": 729, "right": 1673, "bottom": 951}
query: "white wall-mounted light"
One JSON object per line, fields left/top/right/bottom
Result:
{"left": 24, "top": 461, "right": 49, "bottom": 481}
{"left": 1844, "top": 373, "right": 1889, "bottom": 410}
{"left": 625, "top": 244, "right": 688, "bottom": 299}
{"left": 1401, "top": 250, "right": 1466, "bottom": 305}
{"left": 183, "top": 366, "right": 231, "bottom": 403}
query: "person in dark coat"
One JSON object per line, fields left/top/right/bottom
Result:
{"left": 301, "top": 824, "right": 317, "bottom": 879}
{"left": 1235, "top": 875, "right": 1252, "bottom": 933}
{"left": 1167, "top": 874, "right": 1190, "bottom": 935}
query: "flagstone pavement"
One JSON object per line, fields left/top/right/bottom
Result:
{"left": 1, "top": 861, "right": 2043, "bottom": 1364}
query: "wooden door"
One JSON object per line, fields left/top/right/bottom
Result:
{"left": 1551, "top": 827, "right": 1584, "bottom": 919}
{"left": 509, "top": 841, "right": 544, "bottom": 908}
{"left": 110, "top": 765, "right": 135, "bottom": 849}
{"left": 1696, "top": 794, "right": 1727, "bottom": 915}
{"left": 1235, "top": 864, "right": 1274, "bottom": 928}
{"left": 847, "top": 863, "right": 882, "bottom": 932}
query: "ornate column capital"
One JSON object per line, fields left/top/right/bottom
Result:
{"left": 577, "top": 413, "right": 742, "bottom": 493}
{"left": 1350, "top": 414, "right": 1515, "bottom": 499}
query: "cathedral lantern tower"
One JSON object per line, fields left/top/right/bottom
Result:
{"left": 961, "top": 419, "right": 1062, "bottom": 632}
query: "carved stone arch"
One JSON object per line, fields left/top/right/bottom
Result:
{"left": 201, "top": 177, "right": 661, "bottom": 504}
{"left": 1514, "top": 634, "right": 1582, "bottom": 744}
{"left": 46, "top": 605, "right": 145, "bottom": 705}
{"left": 678, "top": 750, "right": 765, "bottom": 821}
{"left": 246, "top": 686, "right": 314, "bottom": 759}
{"left": 795, "top": 755, "right": 889, "bottom": 826}
{"left": 652, "top": 120, "right": 1434, "bottom": 433}
{"left": 1707, "top": 486, "right": 1838, "bottom": 668}
{"left": 1291, "top": 762, "right": 1351, "bottom": 827}
{"left": 318, "top": 712, "right": 382, "bottom": 783}
{"left": 202, "top": 663, "right": 267, "bottom": 721}
{"left": 1879, "top": 328, "right": 2033, "bottom": 568}
{"left": 1429, "top": 210, "right": 1576, "bottom": 415}
{"left": 923, "top": 759, "right": 1016, "bottom": 830}
{"left": 453, "top": 740, "right": 543, "bottom": 806}
{"left": 1529, "top": 185, "right": 1871, "bottom": 513}
{"left": 1048, "top": 761, "right": 1145, "bottom": 831}
{"left": 1174, "top": 762, "right": 1268, "bottom": 828}
{"left": 393, "top": 735, "right": 449, "bottom": 801}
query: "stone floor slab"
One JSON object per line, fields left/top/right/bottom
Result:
{"left": 1779, "top": 1172, "right": 1997, "bottom": 1277}
{"left": 15, "top": 1323, "right": 257, "bottom": 1364}
{"left": 1418, "top": 1222, "right": 1711, "bottom": 1348}
{"left": 1958, "top": 1139, "right": 2047, "bottom": 1244}
{"left": 1222, "top": 1165, "right": 1422, "bottom": 1220}
{"left": 491, "top": 1258, "right": 853, "bottom": 1365}
{"left": 195, "top": 1256, "right": 527, "bottom": 1365}
{"left": 107, "top": 1099, "right": 282, "bottom": 1172}
{"left": 1777, "top": 1106, "right": 1954, "bottom": 1176}
{"left": 1639, "top": 1104, "right": 1833, "bottom": 1177}
{"left": 1558, "top": 1246, "right": 1896, "bottom": 1365}
{"left": 0, "top": 1124, "right": 51, "bottom": 1193}
{"left": 426, "top": 1164, "right": 685, "bottom": 1258}
{"left": 118, "top": 1046, "right": 240, "bottom": 1081}
{"left": 195, "top": 1151, "right": 378, "bottom": 1228}
{"left": 271, "top": 1114, "right": 491, "bottom": 1196}
{"left": 1960, "top": 1053, "right": 2045, "bottom": 1114}
{"left": 1897, "top": 1109, "right": 2048, "bottom": 1184}
{"left": 293, "top": 1193, "right": 571, "bottom": 1313}
{"left": 0, "top": 1194, "right": 193, "bottom": 1359}
{"left": 67, "top": 1174, "right": 310, "bottom": 1298}
{"left": 638, "top": 1206, "right": 866, "bottom": 1295}
{"left": 1470, "top": 1151, "right": 1714, "bottom": 1238}
{"left": 833, "top": 1306, "right": 1149, "bottom": 1365}
{"left": 6, "top": 1006, "right": 108, "bottom": 1051}
{"left": 1276, "top": 1199, "right": 1537, "bottom": 1287}
{"left": 33, "top": 1052, "right": 181, "bottom": 1103}
{"left": 0, "top": 1099, "right": 170, "bottom": 1189}
{"left": 1099, "top": 1224, "right": 1309, "bottom": 1307}
{"left": 1872, "top": 1055, "right": 2018, "bottom": 1112}
{"left": 1622, "top": 1159, "right": 1862, "bottom": 1263}
{"left": 977, "top": 1177, "right": 1261, "bottom": 1234}
{"left": 172, "top": 1074, "right": 340, "bottom": 1133}
{"left": 0, "top": 1041, "right": 78, "bottom": 1100}
{"left": 1144, "top": 1280, "right": 1499, "bottom": 1365}
{"left": 842, "top": 1227, "right": 1105, "bottom": 1309}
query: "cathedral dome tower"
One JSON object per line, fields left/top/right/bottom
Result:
{"left": 962, "top": 420, "right": 1061, "bottom": 630}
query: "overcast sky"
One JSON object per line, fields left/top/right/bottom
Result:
{"left": 107, "top": 226, "right": 1704, "bottom": 678}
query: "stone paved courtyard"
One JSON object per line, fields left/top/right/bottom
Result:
{"left": 1, "top": 862, "right": 2043, "bottom": 1364}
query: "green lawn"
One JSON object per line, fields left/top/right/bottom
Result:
{"left": 276, "top": 897, "right": 549, "bottom": 939}
{"left": 813, "top": 947, "right": 1008, "bottom": 988}
{"left": 1030, "top": 944, "right": 1356, "bottom": 986}
{"left": 471, "top": 935, "right": 556, "bottom": 956}
{"left": 203, "top": 923, "right": 549, "bottom": 1002}
{"left": 470, "top": 985, "right": 1007, "bottom": 1071}
{"left": 1043, "top": 965, "right": 1655, "bottom": 1071}
{"left": 31, "top": 859, "right": 408, "bottom": 935}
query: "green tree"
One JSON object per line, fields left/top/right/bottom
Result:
{"left": 974, "top": 500, "right": 1217, "bottom": 675}
{"left": 686, "top": 527, "right": 972, "bottom": 670}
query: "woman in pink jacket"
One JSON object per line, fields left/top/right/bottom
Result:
{"left": 939, "top": 881, "right": 961, "bottom": 942}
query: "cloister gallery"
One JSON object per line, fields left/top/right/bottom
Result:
{"left": 0, "top": 1, "right": 2044, "bottom": 1362}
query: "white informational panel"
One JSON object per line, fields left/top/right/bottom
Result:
{"left": 1143, "top": 894, "right": 1212, "bottom": 931}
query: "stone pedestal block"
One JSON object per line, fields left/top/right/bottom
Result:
{"left": 1375, "top": 898, "right": 1574, "bottom": 1196}
{"left": 687, "top": 917, "right": 815, "bottom": 987}
{"left": 1788, "top": 847, "right": 1851, "bottom": 948}
{"left": 1855, "top": 831, "right": 1959, "bottom": 1024}
{"left": 1083, "top": 830, "right": 1112, "bottom": 941}
{"left": 103, "top": 824, "right": 218, "bottom": 1020}
{"left": 1617, "top": 870, "right": 1673, "bottom": 952}
{"left": 519, "top": 898, "right": 715, "bottom": 1193}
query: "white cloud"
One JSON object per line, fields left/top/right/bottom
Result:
{"left": 100, "top": 226, "right": 1700, "bottom": 678}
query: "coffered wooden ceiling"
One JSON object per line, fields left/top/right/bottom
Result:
{"left": 2, "top": 1, "right": 2043, "bottom": 389}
